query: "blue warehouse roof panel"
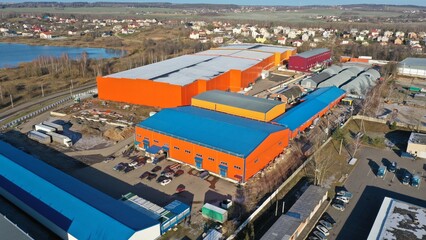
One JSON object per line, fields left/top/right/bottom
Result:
{"left": 0, "top": 141, "right": 160, "bottom": 240}
{"left": 138, "top": 106, "right": 287, "bottom": 158}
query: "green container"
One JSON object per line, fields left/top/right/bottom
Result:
{"left": 409, "top": 86, "right": 421, "bottom": 92}
{"left": 202, "top": 203, "right": 228, "bottom": 223}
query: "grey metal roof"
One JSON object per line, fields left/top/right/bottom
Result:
{"left": 317, "top": 69, "right": 357, "bottom": 88}
{"left": 0, "top": 214, "right": 33, "bottom": 240}
{"left": 399, "top": 58, "right": 426, "bottom": 70}
{"left": 194, "top": 90, "right": 283, "bottom": 113}
{"left": 300, "top": 65, "right": 342, "bottom": 87}
{"left": 295, "top": 48, "right": 330, "bottom": 58}
{"left": 260, "top": 185, "right": 327, "bottom": 240}
{"left": 277, "top": 86, "right": 303, "bottom": 99}
{"left": 340, "top": 69, "right": 380, "bottom": 96}
{"left": 260, "top": 215, "right": 301, "bottom": 240}
{"left": 105, "top": 44, "right": 295, "bottom": 86}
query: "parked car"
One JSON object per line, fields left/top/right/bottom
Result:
{"left": 174, "top": 169, "right": 185, "bottom": 177}
{"left": 160, "top": 178, "right": 172, "bottom": 186}
{"left": 316, "top": 225, "right": 329, "bottom": 236}
{"left": 176, "top": 184, "right": 186, "bottom": 193}
{"left": 402, "top": 170, "right": 411, "bottom": 185}
{"left": 113, "top": 162, "right": 126, "bottom": 171}
{"left": 313, "top": 230, "right": 327, "bottom": 240}
{"left": 163, "top": 170, "right": 175, "bottom": 178}
{"left": 319, "top": 220, "right": 333, "bottom": 230}
{"left": 151, "top": 166, "right": 162, "bottom": 172}
{"left": 322, "top": 213, "right": 336, "bottom": 226}
{"left": 308, "top": 236, "right": 320, "bottom": 240}
{"left": 147, "top": 173, "right": 157, "bottom": 181}
{"left": 135, "top": 160, "right": 145, "bottom": 169}
{"left": 332, "top": 201, "right": 345, "bottom": 211}
{"left": 140, "top": 171, "right": 150, "bottom": 180}
{"left": 336, "top": 190, "right": 353, "bottom": 199}
{"left": 377, "top": 165, "right": 387, "bottom": 178}
{"left": 411, "top": 175, "right": 421, "bottom": 188}
{"left": 156, "top": 175, "right": 168, "bottom": 183}
{"left": 104, "top": 156, "right": 115, "bottom": 163}
{"left": 123, "top": 165, "right": 134, "bottom": 173}
{"left": 129, "top": 160, "right": 139, "bottom": 167}
{"left": 388, "top": 161, "right": 397, "bottom": 173}
{"left": 336, "top": 196, "right": 350, "bottom": 204}
{"left": 200, "top": 170, "right": 209, "bottom": 179}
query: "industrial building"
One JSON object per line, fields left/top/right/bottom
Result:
{"left": 0, "top": 141, "right": 162, "bottom": 240}
{"left": 368, "top": 197, "right": 426, "bottom": 240}
{"left": 407, "top": 132, "right": 426, "bottom": 159}
{"left": 273, "top": 86, "right": 346, "bottom": 138}
{"left": 192, "top": 90, "right": 286, "bottom": 122}
{"left": 300, "top": 65, "right": 342, "bottom": 89}
{"left": 398, "top": 58, "right": 426, "bottom": 78}
{"left": 97, "top": 44, "right": 296, "bottom": 108}
{"left": 135, "top": 106, "right": 290, "bottom": 182}
{"left": 0, "top": 212, "right": 33, "bottom": 240}
{"left": 288, "top": 48, "right": 331, "bottom": 72}
{"left": 267, "top": 85, "right": 304, "bottom": 104}
{"left": 260, "top": 185, "right": 328, "bottom": 240}
{"left": 340, "top": 69, "right": 381, "bottom": 96}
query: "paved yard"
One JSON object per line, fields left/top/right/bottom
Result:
{"left": 325, "top": 146, "right": 426, "bottom": 240}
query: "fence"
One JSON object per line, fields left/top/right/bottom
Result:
{"left": 0, "top": 88, "right": 97, "bottom": 131}
{"left": 352, "top": 115, "right": 426, "bottom": 132}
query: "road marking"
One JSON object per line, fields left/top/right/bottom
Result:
{"left": 367, "top": 169, "right": 371, "bottom": 176}
{"left": 391, "top": 174, "right": 395, "bottom": 183}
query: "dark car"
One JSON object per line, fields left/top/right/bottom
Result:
{"left": 174, "top": 169, "right": 185, "bottom": 177}
{"left": 151, "top": 166, "right": 162, "bottom": 172}
{"left": 322, "top": 212, "right": 336, "bottom": 226}
{"left": 123, "top": 165, "right": 134, "bottom": 173}
{"left": 199, "top": 170, "right": 209, "bottom": 179}
{"left": 402, "top": 170, "right": 411, "bottom": 185}
{"left": 147, "top": 173, "right": 157, "bottom": 181}
{"left": 156, "top": 175, "right": 168, "bottom": 183}
{"left": 140, "top": 171, "right": 150, "bottom": 180}
{"left": 113, "top": 162, "right": 126, "bottom": 171}
{"left": 388, "top": 162, "right": 397, "bottom": 173}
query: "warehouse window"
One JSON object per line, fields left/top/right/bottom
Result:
{"left": 208, "top": 157, "right": 215, "bottom": 161}
{"left": 136, "top": 134, "right": 141, "bottom": 138}
{"left": 234, "top": 166, "right": 241, "bottom": 170}
{"left": 278, "top": 141, "right": 282, "bottom": 146}
{"left": 254, "top": 159, "right": 259, "bottom": 163}
{"left": 153, "top": 140, "right": 159, "bottom": 143}
{"left": 196, "top": 153, "right": 203, "bottom": 157}
{"left": 220, "top": 161, "right": 227, "bottom": 166}
{"left": 185, "top": 150, "right": 191, "bottom": 154}
{"left": 174, "top": 146, "right": 180, "bottom": 150}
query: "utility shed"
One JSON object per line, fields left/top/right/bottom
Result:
{"left": 0, "top": 141, "right": 161, "bottom": 240}
{"left": 260, "top": 185, "right": 328, "bottom": 240}
{"left": 398, "top": 58, "right": 426, "bottom": 78}
{"left": 273, "top": 87, "right": 345, "bottom": 138}
{"left": 192, "top": 90, "right": 286, "bottom": 122}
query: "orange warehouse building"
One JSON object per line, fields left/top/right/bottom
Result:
{"left": 135, "top": 106, "right": 290, "bottom": 182}
{"left": 97, "top": 44, "right": 296, "bottom": 108}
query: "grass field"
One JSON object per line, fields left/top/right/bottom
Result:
{"left": 0, "top": 7, "right": 403, "bottom": 22}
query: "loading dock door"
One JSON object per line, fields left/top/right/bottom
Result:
{"left": 219, "top": 165, "right": 228, "bottom": 178}
{"left": 195, "top": 157, "right": 203, "bottom": 169}
{"left": 143, "top": 139, "right": 149, "bottom": 149}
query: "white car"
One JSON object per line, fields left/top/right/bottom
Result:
{"left": 160, "top": 178, "right": 171, "bottom": 186}
{"left": 316, "top": 225, "right": 330, "bottom": 236}
{"left": 319, "top": 220, "right": 332, "bottom": 230}
{"left": 336, "top": 196, "right": 350, "bottom": 203}
{"left": 129, "top": 160, "right": 138, "bottom": 167}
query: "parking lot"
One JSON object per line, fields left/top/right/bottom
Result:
{"left": 324, "top": 146, "right": 426, "bottom": 240}
{"left": 69, "top": 150, "right": 236, "bottom": 234}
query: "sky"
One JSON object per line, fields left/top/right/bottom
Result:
{"left": 6, "top": 0, "right": 426, "bottom": 6}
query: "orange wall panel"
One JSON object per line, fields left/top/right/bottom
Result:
{"left": 245, "top": 129, "right": 290, "bottom": 181}
{"left": 97, "top": 77, "right": 183, "bottom": 108}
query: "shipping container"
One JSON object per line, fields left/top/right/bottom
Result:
{"left": 28, "top": 130, "right": 51, "bottom": 144}
{"left": 202, "top": 203, "right": 228, "bottom": 223}
{"left": 42, "top": 121, "right": 64, "bottom": 132}
{"left": 34, "top": 124, "right": 55, "bottom": 133}
{"left": 46, "top": 131, "right": 72, "bottom": 147}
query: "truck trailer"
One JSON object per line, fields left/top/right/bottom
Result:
{"left": 46, "top": 131, "right": 72, "bottom": 147}
{"left": 42, "top": 121, "right": 64, "bottom": 132}
{"left": 202, "top": 203, "right": 228, "bottom": 223}
{"left": 34, "top": 124, "right": 55, "bottom": 133}
{"left": 27, "top": 131, "right": 51, "bottom": 144}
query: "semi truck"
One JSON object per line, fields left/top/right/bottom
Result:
{"left": 34, "top": 124, "right": 55, "bottom": 133}
{"left": 46, "top": 131, "right": 72, "bottom": 147}
{"left": 42, "top": 121, "right": 63, "bottom": 132}
{"left": 27, "top": 130, "right": 51, "bottom": 144}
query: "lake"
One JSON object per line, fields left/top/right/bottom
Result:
{"left": 0, "top": 43, "right": 124, "bottom": 68}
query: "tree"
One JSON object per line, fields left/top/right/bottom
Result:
{"left": 305, "top": 143, "right": 334, "bottom": 186}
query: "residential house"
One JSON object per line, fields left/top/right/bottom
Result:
{"left": 301, "top": 33, "right": 309, "bottom": 42}
{"left": 255, "top": 34, "right": 267, "bottom": 43}
{"left": 189, "top": 32, "right": 200, "bottom": 40}
{"left": 40, "top": 32, "right": 53, "bottom": 39}
{"left": 277, "top": 37, "right": 287, "bottom": 45}
{"left": 394, "top": 38, "right": 403, "bottom": 45}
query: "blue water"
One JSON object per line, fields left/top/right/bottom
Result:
{"left": 0, "top": 43, "right": 124, "bottom": 68}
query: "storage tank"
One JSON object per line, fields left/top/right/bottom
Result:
{"left": 28, "top": 131, "right": 51, "bottom": 144}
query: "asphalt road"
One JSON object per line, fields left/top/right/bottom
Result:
{"left": 326, "top": 146, "right": 426, "bottom": 240}
{"left": 0, "top": 83, "right": 96, "bottom": 122}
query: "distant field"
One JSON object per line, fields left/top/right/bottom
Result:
{"left": 0, "top": 7, "right": 404, "bottom": 22}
